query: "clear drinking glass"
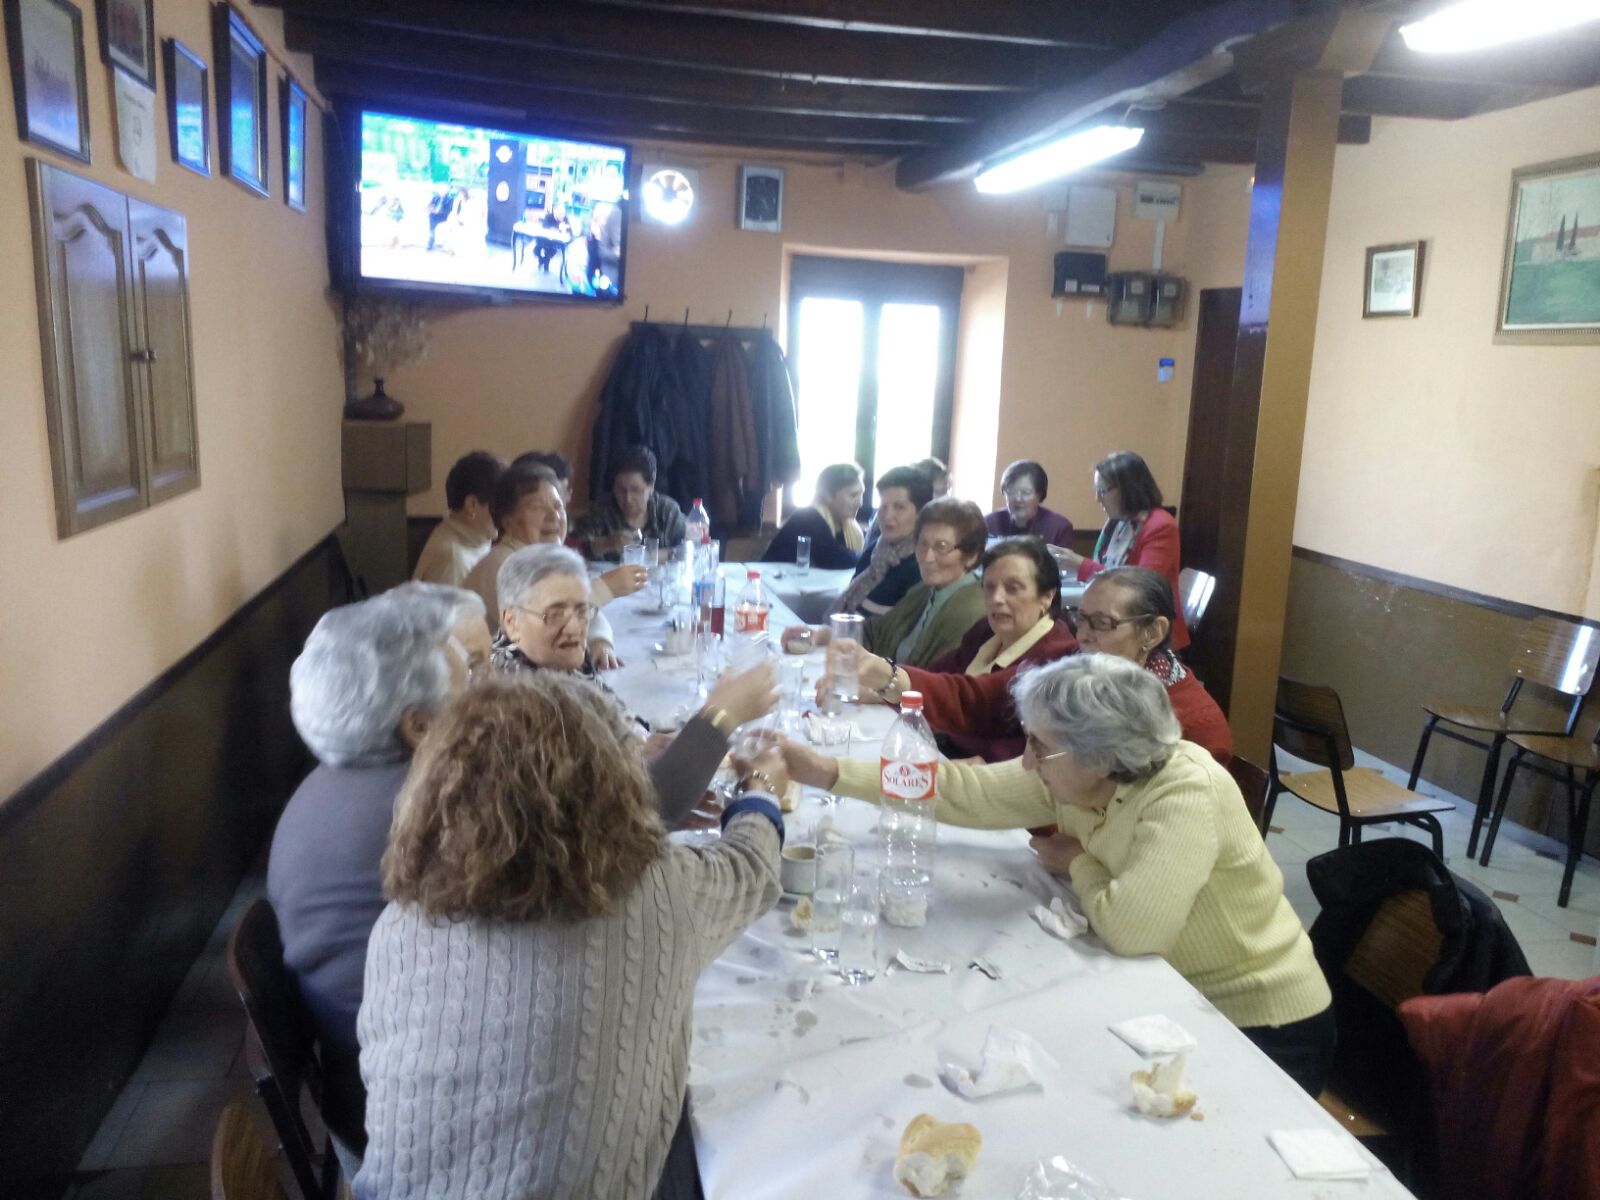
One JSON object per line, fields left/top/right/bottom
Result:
{"left": 811, "top": 841, "right": 852, "bottom": 962}
{"left": 622, "top": 540, "right": 648, "bottom": 568}
{"left": 826, "top": 613, "right": 865, "bottom": 706}
{"left": 795, "top": 535, "right": 812, "bottom": 569}
{"left": 642, "top": 535, "right": 660, "bottom": 565}
{"left": 837, "top": 872, "right": 880, "bottom": 984}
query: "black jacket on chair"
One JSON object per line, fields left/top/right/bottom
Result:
{"left": 588, "top": 327, "right": 681, "bottom": 502}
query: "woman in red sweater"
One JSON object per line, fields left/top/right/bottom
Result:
{"left": 852, "top": 537, "right": 1078, "bottom": 762}
{"left": 1052, "top": 450, "right": 1188, "bottom": 652}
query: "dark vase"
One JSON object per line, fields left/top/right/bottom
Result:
{"left": 344, "top": 377, "right": 405, "bottom": 421}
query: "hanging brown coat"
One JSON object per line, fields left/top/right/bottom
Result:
{"left": 707, "top": 333, "right": 758, "bottom": 524}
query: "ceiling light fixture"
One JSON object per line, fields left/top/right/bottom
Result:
{"left": 1400, "top": 0, "right": 1600, "bottom": 53}
{"left": 974, "top": 125, "right": 1145, "bottom": 195}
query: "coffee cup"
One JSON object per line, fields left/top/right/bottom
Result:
{"left": 780, "top": 844, "right": 817, "bottom": 895}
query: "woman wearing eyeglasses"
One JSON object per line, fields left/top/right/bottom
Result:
{"left": 1051, "top": 450, "right": 1188, "bottom": 651}
{"left": 985, "top": 460, "right": 1074, "bottom": 548}
{"left": 773, "top": 655, "right": 1333, "bottom": 1097}
{"left": 786, "top": 498, "right": 989, "bottom": 670}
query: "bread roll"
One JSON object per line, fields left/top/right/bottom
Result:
{"left": 893, "top": 1114, "right": 981, "bottom": 1197}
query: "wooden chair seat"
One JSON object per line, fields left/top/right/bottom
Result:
{"left": 1278, "top": 768, "right": 1455, "bottom": 821}
{"left": 1506, "top": 732, "right": 1600, "bottom": 770}
{"left": 1419, "top": 703, "right": 1568, "bottom": 737}
{"left": 1317, "top": 1087, "right": 1387, "bottom": 1139}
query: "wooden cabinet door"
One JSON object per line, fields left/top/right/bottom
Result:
{"left": 27, "top": 161, "right": 148, "bottom": 536}
{"left": 129, "top": 199, "right": 201, "bottom": 502}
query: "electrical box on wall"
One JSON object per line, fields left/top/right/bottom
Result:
{"left": 1106, "top": 271, "right": 1186, "bottom": 327}
{"left": 1052, "top": 251, "right": 1107, "bottom": 297}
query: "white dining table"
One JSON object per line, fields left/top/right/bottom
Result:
{"left": 601, "top": 569, "right": 1410, "bottom": 1200}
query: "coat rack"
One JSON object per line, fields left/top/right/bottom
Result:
{"left": 631, "top": 306, "right": 774, "bottom": 343}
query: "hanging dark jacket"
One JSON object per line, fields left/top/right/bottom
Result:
{"left": 744, "top": 335, "right": 802, "bottom": 527}
{"left": 1305, "top": 838, "right": 1530, "bottom": 1158}
{"left": 588, "top": 327, "right": 681, "bottom": 502}
{"left": 707, "top": 333, "right": 757, "bottom": 525}
{"left": 668, "top": 330, "right": 713, "bottom": 510}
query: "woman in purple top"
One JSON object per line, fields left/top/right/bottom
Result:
{"left": 985, "top": 459, "right": 1074, "bottom": 548}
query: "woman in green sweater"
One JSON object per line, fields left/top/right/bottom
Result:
{"left": 784, "top": 497, "right": 988, "bottom": 670}
{"left": 778, "top": 653, "right": 1334, "bottom": 1095}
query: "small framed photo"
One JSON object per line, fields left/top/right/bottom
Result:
{"left": 280, "top": 74, "right": 306, "bottom": 211}
{"left": 213, "top": 1, "right": 268, "bottom": 196}
{"left": 94, "top": 0, "right": 152, "bottom": 89}
{"left": 739, "top": 164, "right": 783, "bottom": 233}
{"left": 163, "top": 38, "right": 209, "bottom": 176}
{"left": 1497, "top": 152, "right": 1600, "bottom": 342}
{"left": 1363, "top": 241, "right": 1424, "bottom": 319}
{"left": 5, "top": 0, "right": 91, "bottom": 163}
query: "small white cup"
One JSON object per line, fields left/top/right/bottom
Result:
{"left": 780, "top": 844, "right": 817, "bottom": 894}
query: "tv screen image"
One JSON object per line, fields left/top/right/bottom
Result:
{"left": 357, "top": 110, "right": 629, "bottom": 302}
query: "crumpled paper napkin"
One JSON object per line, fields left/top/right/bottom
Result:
{"left": 802, "top": 714, "right": 870, "bottom": 745}
{"left": 941, "top": 1027, "right": 1057, "bottom": 1100}
{"left": 892, "top": 949, "right": 951, "bottom": 974}
{"left": 1267, "top": 1129, "right": 1374, "bottom": 1180}
{"left": 1032, "top": 897, "right": 1088, "bottom": 940}
{"left": 1108, "top": 1013, "right": 1198, "bottom": 1056}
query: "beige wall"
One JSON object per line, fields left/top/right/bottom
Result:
{"left": 388, "top": 148, "right": 1222, "bottom": 526}
{"left": 1296, "top": 87, "right": 1600, "bottom": 618}
{"left": 0, "top": 1, "right": 343, "bottom": 799}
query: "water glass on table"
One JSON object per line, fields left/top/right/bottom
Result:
{"left": 837, "top": 871, "right": 881, "bottom": 984}
{"left": 811, "top": 840, "right": 852, "bottom": 962}
{"left": 795, "top": 535, "right": 812, "bottom": 570}
{"left": 826, "top": 613, "right": 865, "bottom": 705}
{"left": 621, "top": 539, "right": 648, "bottom": 568}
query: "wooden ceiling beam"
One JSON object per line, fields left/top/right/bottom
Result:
{"left": 572, "top": 0, "right": 1140, "bottom": 50}
{"left": 315, "top": 62, "right": 942, "bottom": 150}
{"left": 265, "top": 0, "right": 1097, "bottom": 91}
{"left": 1361, "top": 32, "right": 1600, "bottom": 91}
{"left": 1339, "top": 73, "right": 1509, "bottom": 119}
{"left": 285, "top": 16, "right": 990, "bottom": 123}
{"left": 894, "top": 0, "right": 1306, "bottom": 190}
{"left": 1135, "top": 100, "right": 1371, "bottom": 145}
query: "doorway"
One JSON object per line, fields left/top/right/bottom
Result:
{"left": 787, "top": 255, "right": 963, "bottom": 512}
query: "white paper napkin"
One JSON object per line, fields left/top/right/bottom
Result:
{"left": 892, "top": 949, "right": 951, "bottom": 974}
{"left": 941, "top": 1026, "right": 1057, "bottom": 1099}
{"left": 1267, "top": 1129, "right": 1374, "bottom": 1180}
{"left": 1031, "top": 897, "right": 1088, "bottom": 940}
{"left": 1108, "top": 1013, "right": 1197, "bottom": 1056}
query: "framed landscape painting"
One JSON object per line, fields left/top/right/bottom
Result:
{"left": 5, "top": 0, "right": 91, "bottom": 162}
{"left": 280, "top": 73, "right": 306, "bottom": 211}
{"left": 1364, "top": 241, "right": 1424, "bottom": 318}
{"left": 213, "top": 2, "right": 268, "bottom": 196}
{"left": 163, "top": 38, "right": 209, "bottom": 175}
{"left": 1497, "top": 152, "right": 1600, "bottom": 343}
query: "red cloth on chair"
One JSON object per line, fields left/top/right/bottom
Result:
{"left": 1398, "top": 974, "right": 1600, "bottom": 1200}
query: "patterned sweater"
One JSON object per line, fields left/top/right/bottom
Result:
{"left": 353, "top": 811, "right": 781, "bottom": 1200}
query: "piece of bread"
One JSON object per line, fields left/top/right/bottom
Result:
{"left": 1130, "top": 1053, "right": 1198, "bottom": 1118}
{"left": 893, "top": 1114, "right": 981, "bottom": 1197}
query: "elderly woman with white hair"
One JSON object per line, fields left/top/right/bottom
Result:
{"left": 777, "top": 654, "right": 1335, "bottom": 1095}
{"left": 268, "top": 583, "right": 489, "bottom": 1164}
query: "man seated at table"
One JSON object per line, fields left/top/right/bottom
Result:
{"left": 774, "top": 655, "right": 1334, "bottom": 1096}
{"left": 572, "top": 445, "right": 687, "bottom": 561}
{"left": 761, "top": 461, "right": 866, "bottom": 569}
{"left": 411, "top": 450, "right": 505, "bottom": 586}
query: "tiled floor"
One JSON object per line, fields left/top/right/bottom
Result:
{"left": 61, "top": 753, "right": 1600, "bottom": 1199}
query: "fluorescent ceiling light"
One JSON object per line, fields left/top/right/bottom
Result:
{"left": 1400, "top": 0, "right": 1600, "bottom": 52}
{"left": 975, "top": 125, "right": 1145, "bottom": 195}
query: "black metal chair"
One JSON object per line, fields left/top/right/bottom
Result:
{"left": 1406, "top": 616, "right": 1598, "bottom": 861}
{"left": 1483, "top": 725, "right": 1600, "bottom": 905}
{"left": 226, "top": 898, "right": 345, "bottom": 1200}
{"left": 1269, "top": 677, "right": 1453, "bottom": 856}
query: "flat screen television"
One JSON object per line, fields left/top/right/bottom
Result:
{"left": 349, "top": 108, "right": 630, "bottom": 304}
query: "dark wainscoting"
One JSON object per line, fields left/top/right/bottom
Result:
{"left": 1281, "top": 547, "right": 1598, "bottom": 853}
{"left": 0, "top": 533, "right": 353, "bottom": 1195}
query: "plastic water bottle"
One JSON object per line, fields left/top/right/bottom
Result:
{"left": 879, "top": 692, "right": 938, "bottom": 926}
{"left": 686, "top": 498, "right": 711, "bottom": 546}
{"left": 733, "top": 569, "right": 770, "bottom": 637}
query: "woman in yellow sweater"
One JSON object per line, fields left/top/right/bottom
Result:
{"left": 779, "top": 654, "right": 1334, "bottom": 1095}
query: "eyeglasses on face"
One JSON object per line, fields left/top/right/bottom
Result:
{"left": 519, "top": 603, "right": 597, "bottom": 628}
{"left": 917, "top": 538, "right": 961, "bottom": 557}
{"left": 1024, "top": 731, "right": 1071, "bottom": 764}
{"left": 1004, "top": 487, "right": 1038, "bottom": 502}
{"left": 1066, "top": 608, "right": 1149, "bottom": 634}
{"left": 1093, "top": 482, "right": 1118, "bottom": 498}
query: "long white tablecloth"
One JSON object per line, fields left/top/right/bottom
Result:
{"left": 601, "top": 570, "right": 1409, "bottom": 1200}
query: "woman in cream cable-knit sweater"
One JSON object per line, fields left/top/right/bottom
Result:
{"left": 354, "top": 676, "right": 785, "bottom": 1200}
{"left": 779, "top": 654, "right": 1334, "bottom": 1095}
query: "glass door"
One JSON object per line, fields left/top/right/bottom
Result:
{"left": 788, "top": 256, "right": 962, "bottom": 514}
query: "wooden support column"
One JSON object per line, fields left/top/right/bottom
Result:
{"left": 1216, "top": 13, "right": 1391, "bottom": 761}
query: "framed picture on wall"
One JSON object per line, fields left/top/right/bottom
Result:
{"left": 280, "top": 74, "right": 306, "bottom": 211}
{"left": 163, "top": 38, "right": 209, "bottom": 176}
{"left": 4, "top": 0, "right": 91, "bottom": 163}
{"left": 94, "top": 0, "right": 153, "bottom": 89}
{"left": 212, "top": 2, "right": 268, "bottom": 196}
{"left": 1363, "top": 241, "right": 1424, "bottom": 318}
{"left": 1497, "top": 152, "right": 1600, "bottom": 343}
{"left": 739, "top": 164, "right": 783, "bottom": 232}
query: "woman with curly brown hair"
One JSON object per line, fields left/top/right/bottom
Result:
{"left": 355, "top": 676, "right": 785, "bottom": 1200}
